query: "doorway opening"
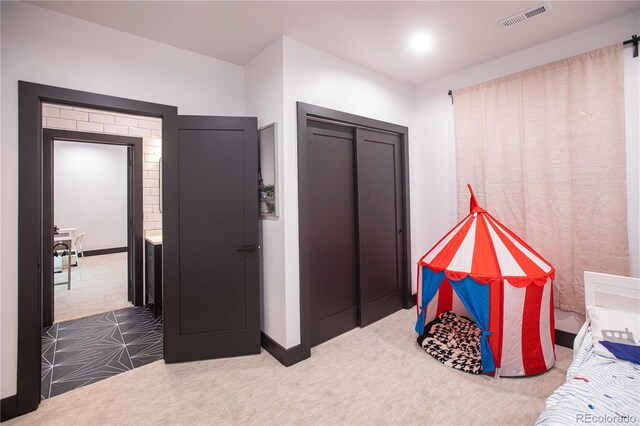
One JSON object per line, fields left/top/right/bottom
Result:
{"left": 17, "top": 82, "right": 259, "bottom": 419}
{"left": 38, "top": 127, "right": 163, "bottom": 400}
{"left": 43, "top": 130, "right": 143, "bottom": 326}
{"left": 16, "top": 82, "right": 176, "bottom": 416}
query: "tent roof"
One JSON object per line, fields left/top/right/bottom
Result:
{"left": 418, "top": 185, "right": 554, "bottom": 287}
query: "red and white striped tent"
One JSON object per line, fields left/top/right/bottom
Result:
{"left": 415, "top": 185, "right": 556, "bottom": 377}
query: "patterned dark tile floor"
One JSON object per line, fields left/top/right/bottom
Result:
{"left": 41, "top": 305, "right": 163, "bottom": 400}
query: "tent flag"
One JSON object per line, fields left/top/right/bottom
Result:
{"left": 467, "top": 183, "right": 480, "bottom": 213}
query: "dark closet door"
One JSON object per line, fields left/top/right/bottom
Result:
{"left": 356, "top": 129, "right": 404, "bottom": 326}
{"left": 163, "top": 116, "right": 260, "bottom": 363}
{"left": 307, "top": 121, "right": 359, "bottom": 346}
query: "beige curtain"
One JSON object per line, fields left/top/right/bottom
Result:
{"left": 453, "top": 43, "right": 628, "bottom": 315}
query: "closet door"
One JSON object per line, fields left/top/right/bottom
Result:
{"left": 356, "top": 129, "right": 404, "bottom": 326}
{"left": 307, "top": 121, "right": 359, "bottom": 346}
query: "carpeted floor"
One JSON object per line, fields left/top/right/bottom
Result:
{"left": 7, "top": 308, "right": 571, "bottom": 425}
{"left": 54, "top": 253, "right": 132, "bottom": 323}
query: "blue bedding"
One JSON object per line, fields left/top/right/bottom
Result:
{"left": 536, "top": 331, "right": 640, "bottom": 425}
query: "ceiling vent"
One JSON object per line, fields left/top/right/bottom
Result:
{"left": 499, "top": 2, "right": 552, "bottom": 28}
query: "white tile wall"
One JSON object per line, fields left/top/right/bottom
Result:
{"left": 42, "top": 106, "right": 60, "bottom": 118}
{"left": 115, "top": 116, "right": 138, "bottom": 127}
{"left": 60, "top": 109, "right": 88, "bottom": 121}
{"left": 77, "top": 121, "right": 103, "bottom": 132}
{"left": 103, "top": 124, "right": 129, "bottom": 134}
{"left": 42, "top": 103, "right": 163, "bottom": 233}
{"left": 138, "top": 119, "right": 161, "bottom": 130}
{"left": 129, "top": 127, "right": 151, "bottom": 137}
{"left": 45, "top": 117, "right": 76, "bottom": 130}
{"left": 89, "top": 113, "right": 115, "bottom": 124}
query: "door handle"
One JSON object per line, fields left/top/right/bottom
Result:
{"left": 237, "top": 244, "right": 258, "bottom": 252}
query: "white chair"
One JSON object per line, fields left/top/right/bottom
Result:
{"left": 71, "top": 232, "right": 85, "bottom": 272}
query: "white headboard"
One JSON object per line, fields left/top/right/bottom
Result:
{"left": 584, "top": 271, "right": 640, "bottom": 319}
{"left": 574, "top": 272, "right": 640, "bottom": 357}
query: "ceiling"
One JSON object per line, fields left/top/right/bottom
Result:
{"left": 30, "top": 1, "right": 640, "bottom": 86}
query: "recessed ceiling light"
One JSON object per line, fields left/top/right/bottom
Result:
{"left": 408, "top": 32, "right": 436, "bottom": 55}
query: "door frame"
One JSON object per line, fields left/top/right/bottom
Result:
{"left": 41, "top": 129, "right": 144, "bottom": 327}
{"left": 296, "top": 101, "right": 412, "bottom": 360}
{"left": 17, "top": 81, "right": 177, "bottom": 417}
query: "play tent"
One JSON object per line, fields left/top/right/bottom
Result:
{"left": 415, "top": 185, "right": 556, "bottom": 377}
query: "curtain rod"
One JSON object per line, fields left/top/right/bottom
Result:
{"left": 623, "top": 34, "right": 638, "bottom": 57}
{"left": 447, "top": 34, "right": 639, "bottom": 99}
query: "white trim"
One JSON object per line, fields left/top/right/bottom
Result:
{"left": 573, "top": 321, "right": 590, "bottom": 359}
{"left": 583, "top": 271, "right": 640, "bottom": 317}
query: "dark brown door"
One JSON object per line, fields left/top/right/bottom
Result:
{"left": 307, "top": 121, "right": 359, "bottom": 346}
{"left": 356, "top": 129, "right": 404, "bottom": 326}
{"left": 163, "top": 116, "right": 260, "bottom": 362}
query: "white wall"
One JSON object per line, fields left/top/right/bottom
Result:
{"left": 1, "top": 1, "right": 245, "bottom": 398}
{"left": 54, "top": 141, "right": 128, "bottom": 251}
{"left": 411, "top": 12, "right": 640, "bottom": 333}
{"left": 279, "top": 37, "right": 414, "bottom": 348}
{"left": 244, "top": 38, "right": 287, "bottom": 346}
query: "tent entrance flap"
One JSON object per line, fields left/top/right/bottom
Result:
{"left": 450, "top": 276, "right": 495, "bottom": 373}
{"left": 415, "top": 269, "right": 445, "bottom": 334}
{"left": 416, "top": 267, "right": 496, "bottom": 374}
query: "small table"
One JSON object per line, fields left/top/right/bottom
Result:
{"left": 53, "top": 235, "right": 72, "bottom": 289}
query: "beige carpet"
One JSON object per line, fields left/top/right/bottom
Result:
{"left": 7, "top": 309, "right": 570, "bottom": 425}
{"left": 54, "top": 253, "right": 132, "bottom": 323}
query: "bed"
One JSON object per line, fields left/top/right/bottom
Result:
{"left": 536, "top": 272, "right": 640, "bottom": 425}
